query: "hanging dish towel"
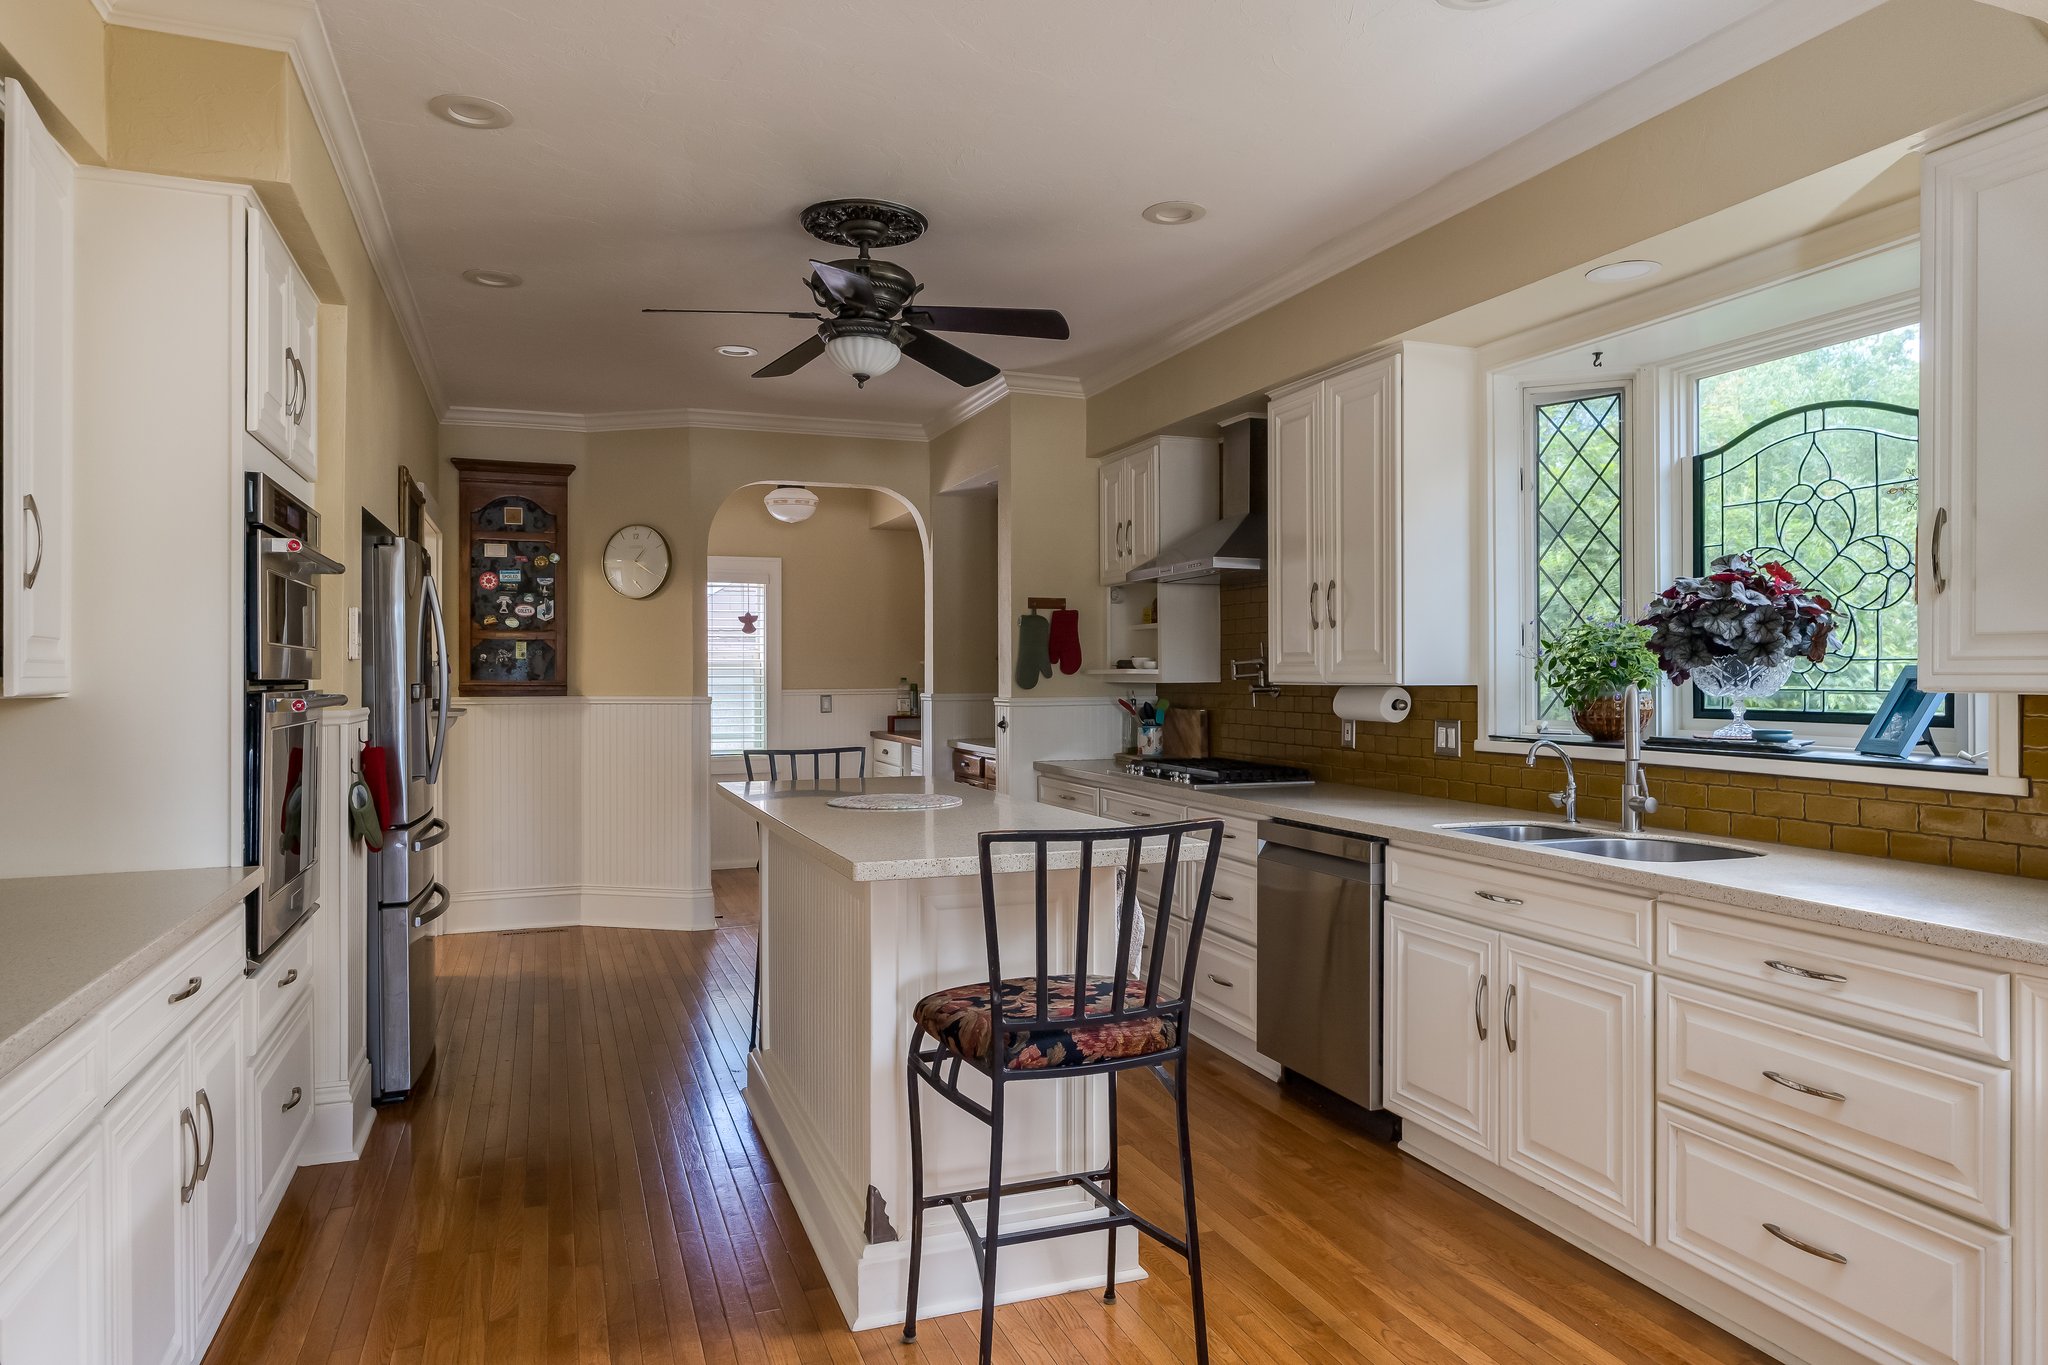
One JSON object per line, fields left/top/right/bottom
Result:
{"left": 1015, "top": 613, "right": 1053, "bottom": 691}
{"left": 1048, "top": 608, "right": 1083, "bottom": 675}
{"left": 360, "top": 743, "right": 397, "bottom": 830}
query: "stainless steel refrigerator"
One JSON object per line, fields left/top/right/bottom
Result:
{"left": 363, "top": 515, "right": 455, "bottom": 1103}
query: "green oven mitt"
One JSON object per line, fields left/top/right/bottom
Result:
{"left": 348, "top": 779, "right": 384, "bottom": 852}
{"left": 1015, "top": 612, "right": 1052, "bottom": 691}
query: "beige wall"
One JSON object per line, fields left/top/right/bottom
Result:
{"left": 0, "top": 0, "right": 104, "bottom": 156}
{"left": 1087, "top": 0, "right": 2048, "bottom": 453}
{"left": 708, "top": 486, "right": 924, "bottom": 691}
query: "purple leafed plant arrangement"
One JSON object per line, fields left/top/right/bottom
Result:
{"left": 1638, "top": 553, "right": 1834, "bottom": 686}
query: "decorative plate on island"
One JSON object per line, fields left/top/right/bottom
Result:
{"left": 827, "top": 793, "right": 965, "bottom": 811}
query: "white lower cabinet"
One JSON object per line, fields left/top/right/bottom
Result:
{"left": 104, "top": 1038, "right": 191, "bottom": 1365}
{"left": 0, "top": 1139, "right": 103, "bottom": 1364}
{"left": 1386, "top": 898, "right": 1651, "bottom": 1241}
{"left": 186, "top": 994, "right": 246, "bottom": 1349}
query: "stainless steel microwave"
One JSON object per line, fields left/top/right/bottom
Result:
{"left": 246, "top": 473, "right": 342, "bottom": 686}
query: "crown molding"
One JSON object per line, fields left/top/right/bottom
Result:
{"left": 439, "top": 404, "right": 929, "bottom": 444}
{"left": 102, "top": 0, "right": 446, "bottom": 413}
{"left": 1077, "top": 0, "right": 1887, "bottom": 397}
{"left": 925, "top": 370, "right": 1086, "bottom": 441}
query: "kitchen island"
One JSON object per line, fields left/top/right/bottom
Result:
{"left": 716, "top": 777, "right": 1180, "bottom": 1331}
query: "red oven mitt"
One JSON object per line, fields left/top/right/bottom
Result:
{"left": 1048, "top": 608, "right": 1083, "bottom": 675}
{"left": 360, "top": 743, "right": 396, "bottom": 830}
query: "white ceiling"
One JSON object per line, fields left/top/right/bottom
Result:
{"left": 312, "top": 0, "right": 1864, "bottom": 427}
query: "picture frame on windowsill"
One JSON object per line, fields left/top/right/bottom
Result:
{"left": 1856, "top": 666, "right": 1947, "bottom": 758}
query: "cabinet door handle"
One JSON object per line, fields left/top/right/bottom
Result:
{"left": 1474, "top": 891, "right": 1524, "bottom": 906}
{"left": 168, "top": 976, "right": 203, "bottom": 1004}
{"left": 21, "top": 493, "right": 42, "bottom": 589}
{"left": 1309, "top": 581, "right": 1320, "bottom": 631}
{"left": 1474, "top": 973, "right": 1488, "bottom": 1041}
{"left": 1762, "top": 1222, "right": 1848, "bottom": 1265}
{"left": 297, "top": 355, "right": 309, "bottom": 426}
{"left": 1503, "top": 982, "right": 1519, "bottom": 1053}
{"left": 278, "top": 968, "right": 299, "bottom": 988}
{"left": 1763, "top": 1070, "right": 1846, "bottom": 1102}
{"left": 1930, "top": 506, "right": 1948, "bottom": 594}
{"left": 195, "top": 1089, "right": 215, "bottom": 1182}
{"left": 281, "top": 1086, "right": 304, "bottom": 1113}
{"left": 179, "top": 1107, "right": 200, "bottom": 1204}
{"left": 1326, "top": 578, "right": 1336, "bottom": 628}
{"left": 1764, "top": 959, "right": 1847, "bottom": 984}
{"left": 1206, "top": 973, "right": 1235, "bottom": 989}
{"left": 282, "top": 346, "right": 298, "bottom": 419}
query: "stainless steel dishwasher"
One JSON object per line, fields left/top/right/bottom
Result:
{"left": 1255, "top": 819, "right": 1386, "bottom": 1111}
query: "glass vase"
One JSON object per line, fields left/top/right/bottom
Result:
{"left": 1691, "top": 656, "right": 1797, "bottom": 740}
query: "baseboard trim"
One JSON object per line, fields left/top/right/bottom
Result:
{"left": 301, "top": 1055, "right": 373, "bottom": 1166}
{"left": 447, "top": 886, "right": 716, "bottom": 934}
{"left": 1188, "top": 1008, "right": 1282, "bottom": 1081}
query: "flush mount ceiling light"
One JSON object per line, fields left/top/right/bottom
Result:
{"left": 428, "top": 94, "right": 513, "bottom": 129}
{"left": 1141, "top": 201, "right": 1206, "bottom": 225}
{"left": 462, "top": 268, "right": 522, "bottom": 288}
{"left": 763, "top": 485, "right": 819, "bottom": 524}
{"left": 1585, "top": 259, "right": 1663, "bottom": 284}
{"left": 715, "top": 344, "right": 758, "bottom": 358}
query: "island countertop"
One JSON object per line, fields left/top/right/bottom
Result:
{"left": 0, "top": 864, "right": 262, "bottom": 1083}
{"left": 718, "top": 777, "right": 1198, "bottom": 882}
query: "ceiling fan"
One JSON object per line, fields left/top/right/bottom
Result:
{"left": 644, "top": 198, "right": 1069, "bottom": 388}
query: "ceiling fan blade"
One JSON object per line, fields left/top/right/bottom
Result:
{"left": 752, "top": 334, "right": 826, "bottom": 378}
{"left": 807, "top": 260, "right": 876, "bottom": 310}
{"left": 901, "top": 305, "right": 1070, "bottom": 340}
{"left": 900, "top": 328, "right": 1001, "bottom": 387}
{"left": 642, "top": 308, "right": 820, "bottom": 317}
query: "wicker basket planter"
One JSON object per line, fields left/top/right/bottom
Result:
{"left": 1572, "top": 692, "right": 1655, "bottom": 743}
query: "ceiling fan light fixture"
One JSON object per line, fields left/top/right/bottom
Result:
{"left": 428, "top": 94, "right": 513, "bottom": 129}
{"left": 1141, "top": 201, "right": 1206, "bottom": 225}
{"left": 824, "top": 330, "right": 901, "bottom": 387}
{"left": 764, "top": 485, "right": 819, "bottom": 524}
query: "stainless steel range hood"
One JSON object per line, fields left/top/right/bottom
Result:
{"left": 1129, "top": 414, "right": 1266, "bottom": 584}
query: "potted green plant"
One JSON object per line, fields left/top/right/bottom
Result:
{"left": 1536, "top": 619, "right": 1661, "bottom": 742}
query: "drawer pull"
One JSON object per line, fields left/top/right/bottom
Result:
{"left": 1213, "top": 893, "right": 1236, "bottom": 903}
{"left": 1763, "top": 1070, "right": 1846, "bottom": 1102}
{"left": 1765, "top": 959, "right": 1848, "bottom": 984}
{"left": 1762, "top": 1222, "right": 1848, "bottom": 1265}
{"left": 278, "top": 967, "right": 299, "bottom": 988}
{"left": 168, "top": 976, "right": 203, "bottom": 1005}
{"left": 281, "top": 1086, "right": 304, "bottom": 1113}
{"left": 1474, "top": 973, "right": 1488, "bottom": 1042}
{"left": 1129, "top": 809, "right": 1155, "bottom": 819}
{"left": 1475, "top": 891, "right": 1524, "bottom": 906}
{"left": 1206, "top": 973, "right": 1235, "bottom": 989}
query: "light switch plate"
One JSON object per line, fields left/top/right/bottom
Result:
{"left": 1340, "top": 719, "right": 1358, "bottom": 749}
{"left": 347, "top": 607, "right": 362, "bottom": 661}
{"left": 1433, "top": 718, "right": 1462, "bottom": 757}
{"left": 819, "top": 694, "right": 833, "bottom": 713}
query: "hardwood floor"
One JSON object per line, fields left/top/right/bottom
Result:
{"left": 204, "top": 868, "right": 1773, "bottom": 1364}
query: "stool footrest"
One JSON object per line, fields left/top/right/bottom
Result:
{"left": 921, "top": 1171, "right": 1191, "bottom": 1263}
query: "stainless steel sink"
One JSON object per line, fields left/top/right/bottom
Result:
{"left": 1446, "top": 822, "right": 1762, "bottom": 863}
{"left": 1444, "top": 822, "right": 1593, "bottom": 843}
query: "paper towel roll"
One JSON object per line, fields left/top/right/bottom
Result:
{"left": 1332, "top": 685, "right": 1413, "bottom": 724}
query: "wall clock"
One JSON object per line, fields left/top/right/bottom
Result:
{"left": 604, "top": 524, "right": 670, "bottom": 599}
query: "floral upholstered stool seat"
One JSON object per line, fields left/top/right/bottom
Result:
{"left": 913, "top": 976, "right": 1180, "bottom": 1071}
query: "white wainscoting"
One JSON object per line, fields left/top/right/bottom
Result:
{"left": 443, "top": 697, "right": 715, "bottom": 933}
{"left": 994, "top": 696, "right": 1131, "bottom": 798}
{"left": 304, "top": 706, "right": 374, "bottom": 1165}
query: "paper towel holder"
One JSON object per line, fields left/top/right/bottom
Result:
{"left": 1333, "top": 685, "right": 1413, "bottom": 724}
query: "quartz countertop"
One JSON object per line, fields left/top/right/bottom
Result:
{"left": 952, "top": 738, "right": 996, "bottom": 758}
{"left": 0, "top": 865, "right": 261, "bottom": 1083}
{"left": 870, "top": 729, "right": 922, "bottom": 748}
{"left": 718, "top": 777, "right": 1194, "bottom": 882}
{"left": 1035, "top": 759, "right": 2048, "bottom": 967}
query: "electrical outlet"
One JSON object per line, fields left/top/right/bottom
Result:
{"left": 347, "top": 607, "right": 362, "bottom": 662}
{"left": 1340, "top": 718, "right": 1358, "bottom": 749}
{"left": 819, "top": 694, "right": 833, "bottom": 713}
{"left": 1433, "top": 718, "right": 1462, "bottom": 757}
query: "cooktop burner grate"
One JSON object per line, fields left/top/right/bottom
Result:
{"left": 1121, "top": 757, "right": 1314, "bottom": 787}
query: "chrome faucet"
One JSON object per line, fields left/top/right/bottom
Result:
{"left": 1525, "top": 739, "right": 1578, "bottom": 824}
{"left": 1620, "top": 682, "right": 1659, "bottom": 833}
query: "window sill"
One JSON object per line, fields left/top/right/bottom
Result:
{"left": 1477, "top": 734, "right": 2026, "bottom": 796}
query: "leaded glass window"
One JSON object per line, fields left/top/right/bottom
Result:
{"left": 1693, "top": 324, "right": 1929, "bottom": 724}
{"left": 1532, "top": 388, "right": 1625, "bottom": 726}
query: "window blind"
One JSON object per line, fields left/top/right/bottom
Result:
{"left": 707, "top": 581, "right": 768, "bottom": 754}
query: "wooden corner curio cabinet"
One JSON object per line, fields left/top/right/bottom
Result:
{"left": 451, "top": 458, "right": 576, "bottom": 696}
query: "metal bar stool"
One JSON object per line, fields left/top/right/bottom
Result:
{"left": 902, "top": 819, "right": 1224, "bottom": 1365}
{"left": 741, "top": 746, "right": 867, "bottom": 1051}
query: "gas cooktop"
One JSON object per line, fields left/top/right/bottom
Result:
{"left": 1120, "top": 757, "right": 1314, "bottom": 787}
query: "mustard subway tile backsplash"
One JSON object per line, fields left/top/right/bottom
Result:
{"left": 1157, "top": 583, "right": 2048, "bottom": 880}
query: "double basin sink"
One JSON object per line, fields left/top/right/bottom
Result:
{"left": 1445, "top": 822, "right": 1763, "bottom": 863}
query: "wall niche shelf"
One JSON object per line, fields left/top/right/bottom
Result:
{"left": 452, "top": 457, "right": 576, "bottom": 696}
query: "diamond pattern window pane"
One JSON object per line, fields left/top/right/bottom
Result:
{"left": 1532, "top": 390, "right": 1625, "bottom": 726}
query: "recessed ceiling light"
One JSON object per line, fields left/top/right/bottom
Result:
{"left": 428, "top": 94, "right": 513, "bottom": 129}
{"left": 1141, "top": 201, "right": 1206, "bottom": 226}
{"left": 1435, "top": 0, "right": 1518, "bottom": 9}
{"left": 1585, "top": 259, "right": 1663, "bottom": 284}
{"left": 462, "top": 269, "right": 523, "bottom": 288}
{"left": 715, "top": 345, "right": 758, "bottom": 358}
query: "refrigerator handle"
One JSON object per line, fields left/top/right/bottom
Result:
{"left": 422, "top": 570, "right": 452, "bottom": 786}
{"left": 412, "top": 883, "right": 451, "bottom": 929}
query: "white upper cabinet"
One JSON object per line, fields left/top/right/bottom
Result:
{"left": 1265, "top": 342, "right": 1476, "bottom": 686}
{"left": 1, "top": 79, "right": 76, "bottom": 698}
{"left": 245, "top": 204, "right": 318, "bottom": 481}
{"left": 1095, "top": 435, "right": 1217, "bottom": 584}
{"left": 1921, "top": 103, "right": 2048, "bottom": 691}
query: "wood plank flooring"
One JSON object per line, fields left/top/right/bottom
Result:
{"left": 204, "top": 869, "right": 1774, "bottom": 1364}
